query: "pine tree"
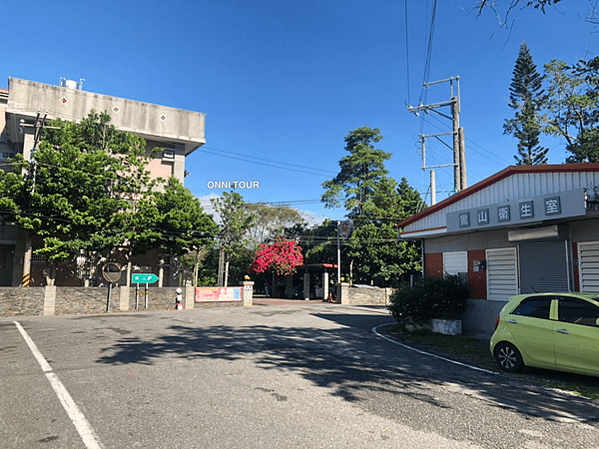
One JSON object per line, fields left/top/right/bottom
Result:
{"left": 504, "top": 41, "right": 548, "bottom": 165}
{"left": 321, "top": 126, "right": 391, "bottom": 216}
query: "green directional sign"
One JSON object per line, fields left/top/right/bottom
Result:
{"left": 132, "top": 273, "right": 159, "bottom": 284}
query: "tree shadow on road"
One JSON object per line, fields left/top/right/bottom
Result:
{"left": 94, "top": 311, "right": 599, "bottom": 426}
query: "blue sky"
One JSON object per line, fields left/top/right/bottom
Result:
{"left": 1, "top": 0, "right": 596, "bottom": 221}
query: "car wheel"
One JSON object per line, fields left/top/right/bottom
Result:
{"left": 494, "top": 342, "right": 524, "bottom": 372}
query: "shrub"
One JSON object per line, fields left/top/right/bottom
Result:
{"left": 388, "top": 275, "right": 470, "bottom": 326}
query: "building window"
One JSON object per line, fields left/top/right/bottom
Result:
{"left": 31, "top": 254, "right": 46, "bottom": 263}
{"left": 0, "top": 151, "right": 15, "bottom": 160}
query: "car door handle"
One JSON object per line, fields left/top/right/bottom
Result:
{"left": 507, "top": 320, "right": 518, "bottom": 324}
{"left": 556, "top": 329, "right": 569, "bottom": 334}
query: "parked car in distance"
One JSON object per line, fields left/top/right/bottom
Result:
{"left": 490, "top": 292, "right": 599, "bottom": 377}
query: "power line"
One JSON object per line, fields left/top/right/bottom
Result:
{"left": 251, "top": 199, "right": 324, "bottom": 206}
{"left": 199, "top": 146, "right": 338, "bottom": 178}
{"left": 295, "top": 236, "right": 406, "bottom": 245}
{"left": 404, "top": 0, "right": 412, "bottom": 106}
{"left": 419, "top": 0, "right": 438, "bottom": 106}
{"left": 420, "top": 115, "right": 511, "bottom": 168}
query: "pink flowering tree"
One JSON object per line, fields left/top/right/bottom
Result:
{"left": 249, "top": 237, "right": 304, "bottom": 277}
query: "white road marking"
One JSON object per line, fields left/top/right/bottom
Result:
{"left": 13, "top": 321, "right": 104, "bottom": 449}
{"left": 372, "top": 323, "right": 499, "bottom": 375}
{"left": 349, "top": 305, "right": 392, "bottom": 314}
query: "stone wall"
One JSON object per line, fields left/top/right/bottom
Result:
{"left": 0, "top": 287, "right": 44, "bottom": 316}
{"left": 0, "top": 284, "right": 252, "bottom": 317}
{"left": 54, "top": 287, "right": 109, "bottom": 315}
{"left": 338, "top": 283, "right": 393, "bottom": 306}
{"left": 124, "top": 286, "right": 182, "bottom": 312}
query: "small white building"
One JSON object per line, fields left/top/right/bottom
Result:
{"left": 398, "top": 164, "right": 599, "bottom": 335}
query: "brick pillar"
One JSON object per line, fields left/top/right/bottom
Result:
{"left": 242, "top": 281, "right": 254, "bottom": 306}
{"left": 185, "top": 285, "right": 195, "bottom": 310}
{"left": 119, "top": 286, "right": 130, "bottom": 312}
{"left": 43, "top": 285, "right": 56, "bottom": 316}
{"left": 339, "top": 282, "right": 350, "bottom": 305}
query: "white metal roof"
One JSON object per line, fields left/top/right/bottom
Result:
{"left": 399, "top": 164, "right": 599, "bottom": 239}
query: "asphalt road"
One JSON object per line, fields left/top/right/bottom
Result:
{"left": 1, "top": 303, "right": 599, "bottom": 449}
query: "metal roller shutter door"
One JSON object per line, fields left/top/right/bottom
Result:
{"left": 579, "top": 241, "right": 599, "bottom": 292}
{"left": 518, "top": 241, "right": 569, "bottom": 294}
{"left": 486, "top": 248, "right": 518, "bottom": 301}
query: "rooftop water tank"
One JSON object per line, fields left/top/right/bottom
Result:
{"left": 59, "top": 77, "right": 85, "bottom": 90}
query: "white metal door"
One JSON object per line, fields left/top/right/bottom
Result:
{"left": 579, "top": 241, "right": 599, "bottom": 292}
{"left": 443, "top": 251, "right": 467, "bottom": 276}
{"left": 486, "top": 247, "right": 518, "bottom": 301}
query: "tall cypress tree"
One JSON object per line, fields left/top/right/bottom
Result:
{"left": 504, "top": 41, "right": 548, "bottom": 165}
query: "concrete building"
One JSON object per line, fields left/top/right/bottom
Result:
{"left": 398, "top": 164, "right": 599, "bottom": 336}
{"left": 0, "top": 77, "right": 207, "bottom": 287}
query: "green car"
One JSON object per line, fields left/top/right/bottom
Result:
{"left": 490, "top": 292, "right": 599, "bottom": 377}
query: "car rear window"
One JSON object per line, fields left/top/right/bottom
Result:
{"left": 511, "top": 298, "right": 551, "bottom": 319}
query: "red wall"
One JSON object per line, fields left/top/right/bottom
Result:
{"left": 572, "top": 242, "right": 580, "bottom": 291}
{"left": 467, "top": 249, "right": 487, "bottom": 299}
{"left": 425, "top": 250, "right": 487, "bottom": 299}
{"left": 425, "top": 253, "right": 443, "bottom": 277}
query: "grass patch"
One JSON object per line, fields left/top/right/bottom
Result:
{"left": 384, "top": 323, "right": 599, "bottom": 400}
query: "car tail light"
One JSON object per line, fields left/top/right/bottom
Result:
{"left": 494, "top": 315, "right": 500, "bottom": 331}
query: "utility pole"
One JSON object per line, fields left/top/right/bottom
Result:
{"left": 217, "top": 246, "right": 225, "bottom": 287}
{"left": 20, "top": 110, "right": 48, "bottom": 287}
{"left": 407, "top": 76, "right": 466, "bottom": 200}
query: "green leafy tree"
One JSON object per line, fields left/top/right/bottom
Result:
{"left": 504, "top": 41, "right": 548, "bottom": 165}
{"left": 0, "top": 111, "right": 157, "bottom": 284}
{"left": 153, "top": 177, "right": 217, "bottom": 285}
{"left": 317, "top": 128, "right": 426, "bottom": 286}
{"left": 211, "top": 191, "right": 256, "bottom": 286}
{"left": 317, "top": 127, "right": 427, "bottom": 286}
{"left": 246, "top": 203, "right": 305, "bottom": 248}
{"left": 346, "top": 178, "right": 425, "bottom": 285}
{"left": 181, "top": 247, "right": 211, "bottom": 287}
{"left": 301, "top": 220, "right": 340, "bottom": 268}
{"left": 321, "top": 126, "right": 391, "bottom": 216}
{"left": 193, "top": 247, "right": 220, "bottom": 287}
{"left": 346, "top": 222, "right": 421, "bottom": 286}
{"left": 362, "top": 176, "right": 427, "bottom": 224}
{"left": 543, "top": 57, "right": 599, "bottom": 163}
{"left": 361, "top": 175, "right": 401, "bottom": 224}
{"left": 397, "top": 177, "right": 427, "bottom": 219}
